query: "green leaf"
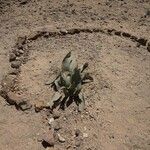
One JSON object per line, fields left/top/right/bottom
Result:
{"left": 82, "top": 73, "right": 93, "bottom": 82}
{"left": 54, "top": 77, "right": 61, "bottom": 91}
{"left": 74, "top": 82, "right": 82, "bottom": 95}
{"left": 78, "top": 93, "right": 85, "bottom": 112}
{"left": 69, "top": 58, "right": 77, "bottom": 72}
{"left": 80, "top": 62, "right": 88, "bottom": 73}
{"left": 71, "top": 68, "right": 81, "bottom": 85}
{"left": 61, "top": 72, "right": 71, "bottom": 88}
{"left": 62, "top": 51, "right": 77, "bottom": 72}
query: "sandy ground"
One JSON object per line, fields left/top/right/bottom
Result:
{"left": 0, "top": 0, "right": 150, "bottom": 150}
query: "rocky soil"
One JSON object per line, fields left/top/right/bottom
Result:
{"left": 0, "top": 0, "right": 150, "bottom": 150}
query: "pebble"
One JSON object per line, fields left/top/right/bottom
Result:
{"left": 75, "top": 129, "right": 82, "bottom": 137}
{"left": 9, "top": 53, "right": 16, "bottom": 61}
{"left": 41, "top": 130, "right": 55, "bottom": 147}
{"left": 8, "top": 68, "right": 20, "bottom": 75}
{"left": 18, "top": 101, "right": 32, "bottom": 111}
{"left": 11, "top": 61, "right": 21, "bottom": 68}
{"left": 48, "top": 118, "right": 55, "bottom": 125}
{"left": 18, "top": 50, "right": 24, "bottom": 54}
{"left": 57, "top": 133, "right": 65, "bottom": 143}
{"left": 52, "top": 110, "right": 60, "bottom": 119}
{"left": 83, "top": 133, "right": 88, "bottom": 138}
{"left": 53, "top": 121, "right": 61, "bottom": 131}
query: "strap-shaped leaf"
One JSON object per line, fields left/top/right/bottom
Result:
{"left": 69, "top": 58, "right": 77, "bottom": 72}
{"left": 62, "top": 51, "right": 77, "bottom": 72}
{"left": 82, "top": 73, "right": 93, "bottom": 82}
{"left": 54, "top": 77, "right": 61, "bottom": 91}
{"left": 80, "top": 62, "right": 88, "bottom": 73}
{"left": 71, "top": 68, "right": 81, "bottom": 85}
{"left": 78, "top": 93, "right": 85, "bottom": 112}
{"left": 62, "top": 52, "right": 72, "bottom": 71}
{"left": 61, "top": 72, "right": 71, "bottom": 88}
{"left": 74, "top": 82, "right": 82, "bottom": 95}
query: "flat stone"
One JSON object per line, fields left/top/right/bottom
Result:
{"left": 18, "top": 101, "right": 32, "bottom": 111}
{"left": 42, "top": 130, "right": 55, "bottom": 147}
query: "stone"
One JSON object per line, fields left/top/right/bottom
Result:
{"left": 75, "top": 129, "right": 82, "bottom": 137}
{"left": 42, "top": 130, "right": 55, "bottom": 147}
{"left": 52, "top": 110, "right": 60, "bottom": 119}
{"left": 48, "top": 118, "right": 55, "bottom": 125}
{"left": 18, "top": 101, "right": 32, "bottom": 111}
{"left": 83, "top": 133, "right": 88, "bottom": 138}
{"left": 18, "top": 50, "right": 24, "bottom": 54}
{"left": 11, "top": 61, "right": 21, "bottom": 68}
{"left": 6, "top": 91, "right": 32, "bottom": 110}
{"left": 8, "top": 68, "right": 20, "bottom": 75}
{"left": 35, "top": 101, "right": 44, "bottom": 112}
{"left": 9, "top": 53, "right": 16, "bottom": 61}
{"left": 57, "top": 133, "right": 65, "bottom": 143}
{"left": 53, "top": 121, "right": 61, "bottom": 131}
{"left": 6, "top": 91, "right": 22, "bottom": 105}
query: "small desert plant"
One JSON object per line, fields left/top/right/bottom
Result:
{"left": 47, "top": 51, "right": 93, "bottom": 111}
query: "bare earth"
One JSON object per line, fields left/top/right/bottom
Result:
{"left": 0, "top": 0, "right": 150, "bottom": 150}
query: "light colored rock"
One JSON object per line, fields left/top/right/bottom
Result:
{"left": 83, "top": 133, "right": 88, "bottom": 138}
{"left": 57, "top": 133, "right": 65, "bottom": 143}
{"left": 48, "top": 118, "right": 54, "bottom": 125}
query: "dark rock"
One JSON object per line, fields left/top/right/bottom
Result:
{"left": 130, "top": 36, "right": 138, "bottom": 41}
{"left": 75, "top": 129, "right": 82, "bottom": 137}
{"left": 19, "top": 0, "right": 29, "bottom": 5}
{"left": 122, "top": 32, "right": 131, "bottom": 38}
{"left": 146, "top": 10, "right": 150, "bottom": 16}
{"left": 11, "top": 61, "right": 21, "bottom": 68}
{"left": 114, "top": 31, "right": 121, "bottom": 36}
{"left": 9, "top": 53, "right": 16, "bottom": 61}
{"left": 147, "top": 42, "right": 150, "bottom": 52}
{"left": 137, "top": 38, "right": 147, "bottom": 46}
